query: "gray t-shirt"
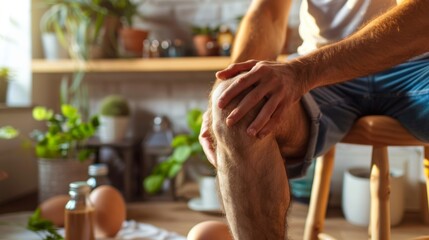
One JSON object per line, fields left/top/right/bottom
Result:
{"left": 297, "top": 0, "right": 396, "bottom": 55}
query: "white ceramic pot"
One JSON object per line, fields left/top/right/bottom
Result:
{"left": 41, "top": 32, "right": 68, "bottom": 60}
{"left": 99, "top": 115, "right": 129, "bottom": 143}
{"left": 342, "top": 167, "right": 405, "bottom": 226}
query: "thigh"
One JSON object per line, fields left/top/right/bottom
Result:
{"left": 373, "top": 57, "right": 429, "bottom": 142}
{"left": 309, "top": 77, "right": 370, "bottom": 157}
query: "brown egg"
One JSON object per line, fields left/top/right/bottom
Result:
{"left": 187, "top": 221, "right": 233, "bottom": 240}
{"left": 39, "top": 194, "right": 70, "bottom": 227}
{"left": 89, "top": 185, "right": 126, "bottom": 237}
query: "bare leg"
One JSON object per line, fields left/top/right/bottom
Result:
{"left": 210, "top": 79, "right": 310, "bottom": 240}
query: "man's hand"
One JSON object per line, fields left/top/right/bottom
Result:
{"left": 199, "top": 110, "right": 217, "bottom": 168}
{"left": 215, "top": 59, "right": 307, "bottom": 138}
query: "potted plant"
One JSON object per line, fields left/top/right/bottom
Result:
{"left": 116, "top": 0, "right": 149, "bottom": 57}
{"left": 144, "top": 109, "right": 217, "bottom": 206}
{"left": 40, "top": 0, "right": 108, "bottom": 60}
{"left": 191, "top": 25, "right": 220, "bottom": 57}
{"left": 32, "top": 104, "right": 99, "bottom": 202}
{"left": 39, "top": 6, "right": 68, "bottom": 60}
{"left": 98, "top": 95, "right": 131, "bottom": 143}
{"left": 0, "top": 67, "right": 11, "bottom": 104}
{"left": 96, "top": 0, "right": 145, "bottom": 58}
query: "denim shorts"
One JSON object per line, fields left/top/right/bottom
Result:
{"left": 287, "top": 56, "right": 429, "bottom": 179}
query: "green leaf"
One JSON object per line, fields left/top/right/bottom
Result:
{"left": 33, "top": 107, "right": 53, "bottom": 121}
{"left": 77, "top": 149, "right": 92, "bottom": 162}
{"left": 143, "top": 175, "right": 165, "bottom": 194}
{"left": 27, "top": 208, "right": 64, "bottom": 240}
{"left": 159, "top": 160, "right": 174, "bottom": 175}
{"left": 60, "top": 78, "right": 69, "bottom": 106}
{"left": 61, "top": 104, "right": 78, "bottom": 119}
{"left": 171, "top": 134, "right": 189, "bottom": 147}
{"left": 0, "top": 67, "right": 10, "bottom": 78}
{"left": 27, "top": 208, "right": 53, "bottom": 231}
{"left": 187, "top": 109, "right": 203, "bottom": 135}
{"left": 167, "top": 163, "right": 183, "bottom": 178}
{"left": 0, "top": 126, "right": 19, "bottom": 139}
{"left": 90, "top": 115, "right": 100, "bottom": 128}
{"left": 172, "top": 145, "right": 192, "bottom": 163}
{"left": 190, "top": 142, "right": 203, "bottom": 154}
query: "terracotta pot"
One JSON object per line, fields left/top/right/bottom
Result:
{"left": 119, "top": 27, "right": 149, "bottom": 57}
{"left": 38, "top": 158, "right": 92, "bottom": 203}
{"left": 193, "top": 35, "right": 218, "bottom": 57}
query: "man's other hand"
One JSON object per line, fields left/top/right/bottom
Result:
{"left": 199, "top": 110, "right": 217, "bottom": 168}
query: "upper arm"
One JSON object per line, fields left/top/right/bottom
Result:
{"left": 246, "top": 0, "right": 292, "bottom": 31}
{"left": 231, "top": 0, "right": 293, "bottom": 62}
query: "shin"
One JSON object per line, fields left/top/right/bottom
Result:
{"left": 210, "top": 79, "right": 291, "bottom": 240}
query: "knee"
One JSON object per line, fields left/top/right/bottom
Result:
{"left": 210, "top": 75, "right": 262, "bottom": 146}
{"left": 187, "top": 221, "right": 233, "bottom": 240}
{"left": 210, "top": 79, "right": 237, "bottom": 137}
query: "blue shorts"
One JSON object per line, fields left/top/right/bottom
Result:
{"left": 287, "top": 56, "right": 429, "bottom": 178}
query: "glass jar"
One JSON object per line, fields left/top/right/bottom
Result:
{"left": 144, "top": 116, "right": 173, "bottom": 159}
{"left": 87, "top": 163, "right": 110, "bottom": 189}
{"left": 65, "top": 181, "right": 95, "bottom": 240}
{"left": 143, "top": 116, "right": 173, "bottom": 190}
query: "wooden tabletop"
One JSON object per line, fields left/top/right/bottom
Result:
{"left": 126, "top": 201, "right": 226, "bottom": 236}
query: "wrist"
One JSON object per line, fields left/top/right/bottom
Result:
{"left": 287, "top": 58, "right": 316, "bottom": 96}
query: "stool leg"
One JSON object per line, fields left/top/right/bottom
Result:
{"left": 424, "top": 146, "right": 429, "bottom": 224}
{"left": 304, "top": 147, "right": 336, "bottom": 240}
{"left": 369, "top": 146, "right": 390, "bottom": 240}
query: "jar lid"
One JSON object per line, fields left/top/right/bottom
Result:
{"left": 69, "top": 181, "right": 91, "bottom": 195}
{"left": 88, "top": 163, "right": 109, "bottom": 176}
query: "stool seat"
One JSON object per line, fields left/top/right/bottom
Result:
{"left": 342, "top": 116, "right": 429, "bottom": 146}
{"left": 304, "top": 115, "right": 429, "bottom": 240}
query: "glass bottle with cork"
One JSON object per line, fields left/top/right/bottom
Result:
{"left": 65, "top": 181, "right": 95, "bottom": 240}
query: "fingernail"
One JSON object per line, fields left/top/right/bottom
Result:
{"left": 216, "top": 71, "right": 225, "bottom": 79}
{"left": 226, "top": 118, "right": 234, "bottom": 126}
{"left": 247, "top": 128, "right": 256, "bottom": 136}
{"left": 217, "top": 101, "right": 225, "bottom": 109}
{"left": 217, "top": 100, "right": 224, "bottom": 108}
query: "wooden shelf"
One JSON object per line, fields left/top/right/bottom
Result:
{"left": 32, "top": 57, "right": 232, "bottom": 73}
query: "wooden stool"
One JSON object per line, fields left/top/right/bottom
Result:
{"left": 303, "top": 116, "right": 429, "bottom": 240}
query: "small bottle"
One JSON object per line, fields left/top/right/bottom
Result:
{"left": 87, "top": 163, "right": 110, "bottom": 189}
{"left": 65, "top": 181, "right": 95, "bottom": 240}
{"left": 217, "top": 25, "right": 234, "bottom": 56}
{"left": 142, "top": 39, "right": 151, "bottom": 58}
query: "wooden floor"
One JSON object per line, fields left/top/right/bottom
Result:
{"left": 1, "top": 191, "right": 429, "bottom": 239}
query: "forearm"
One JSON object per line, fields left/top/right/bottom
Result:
{"left": 292, "top": 0, "right": 429, "bottom": 91}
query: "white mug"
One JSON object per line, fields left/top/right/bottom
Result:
{"left": 199, "top": 176, "right": 221, "bottom": 209}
